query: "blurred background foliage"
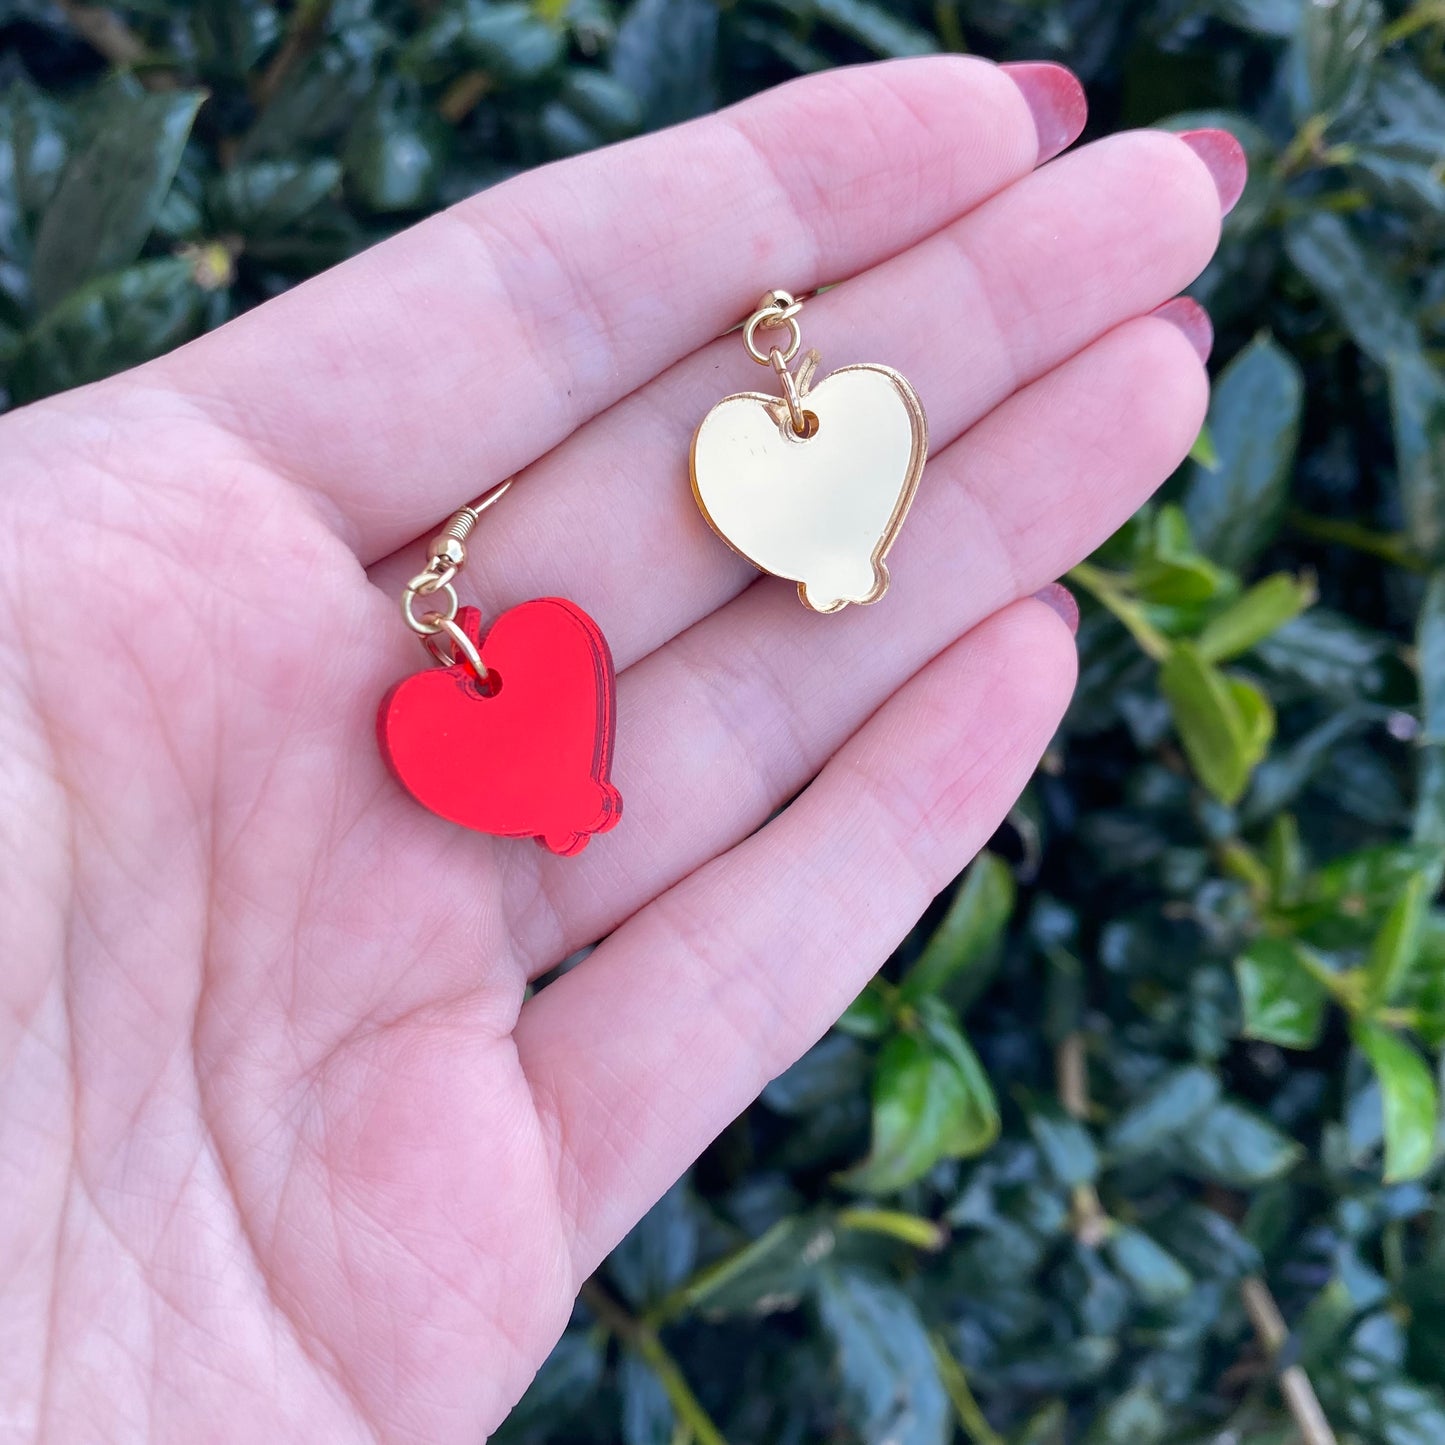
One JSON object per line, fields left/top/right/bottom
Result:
{"left": 3, "top": 0, "right": 1445, "bottom": 1440}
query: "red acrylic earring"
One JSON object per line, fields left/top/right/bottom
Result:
{"left": 377, "top": 481, "right": 622, "bottom": 856}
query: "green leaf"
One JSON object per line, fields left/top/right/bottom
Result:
{"left": 1083, "top": 1384, "right": 1168, "bottom": 1445}
{"left": 451, "top": 1, "right": 566, "bottom": 83}
{"left": 1390, "top": 355, "right": 1445, "bottom": 567}
{"left": 1345, "top": 61, "right": 1445, "bottom": 217}
{"left": 1265, "top": 812, "right": 1307, "bottom": 904}
{"left": 187, "top": 0, "right": 282, "bottom": 80}
{"left": 1205, "top": 0, "right": 1302, "bottom": 40}
{"left": 9, "top": 256, "right": 205, "bottom": 404}
{"left": 835, "top": 982, "right": 892, "bottom": 1040}
{"left": 1131, "top": 503, "right": 1233, "bottom": 605}
{"left": 0, "top": 73, "right": 70, "bottom": 247}
{"left": 245, "top": 29, "right": 385, "bottom": 158}
{"left": 1354, "top": 1024, "right": 1439, "bottom": 1182}
{"left": 680, "top": 1215, "right": 833, "bottom": 1319}
{"left": 1254, "top": 606, "right": 1396, "bottom": 702}
{"left": 343, "top": 89, "right": 449, "bottom": 215}
{"left": 30, "top": 81, "right": 204, "bottom": 314}
{"left": 899, "top": 851, "right": 1015, "bottom": 1003}
{"left": 0, "top": 316, "right": 19, "bottom": 370}
{"left": 1243, "top": 708, "right": 1372, "bottom": 825}
{"left": 814, "top": 1268, "right": 951, "bottom": 1445}
{"left": 1024, "top": 1100, "right": 1099, "bottom": 1188}
{"left": 1197, "top": 573, "right": 1315, "bottom": 663}
{"left": 207, "top": 158, "right": 342, "bottom": 238}
{"left": 1107, "top": 1066, "right": 1221, "bottom": 1159}
{"left": 1151, "top": 1204, "right": 1262, "bottom": 1281}
{"left": 1407, "top": 915, "right": 1445, "bottom": 1049}
{"left": 1287, "top": 0, "right": 1381, "bottom": 122}
{"left": 1189, "top": 423, "right": 1219, "bottom": 471}
{"left": 1285, "top": 212, "right": 1421, "bottom": 368}
{"left": 1182, "top": 335, "right": 1304, "bottom": 572}
{"left": 1364, "top": 872, "right": 1430, "bottom": 1011}
{"left": 1161, "top": 642, "right": 1275, "bottom": 805}
{"left": 1291, "top": 844, "right": 1445, "bottom": 943}
{"left": 1012, "top": 1401, "right": 1069, "bottom": 1445}
{"left": 499, "top": 1330, "right": 604, "bottom": 1435}
{"left": 1132, "top": 555, "right": 1231, "bottom": 607}
{"left": 548, "top": 69, "right": 643, "bottom": 149}
{"left": 1419, "top": 573, "right": 1445, "bottom": 746}
{"left": 1176, "top": 1099, "right": 1304, "bottom": 1186}
{"left": 608, "top": 1180, "right": 700, "bottom": 1310}
{"left": 1235, "top": 937, "right": 1329, "bottom": 1047}
{"left": 812, "top": 0, "right": 941, "bottom": 57}
{"left": 1417, "top": 748, "right": 1445, "bottom": 852}
{"left": 1109, "top": 1225, "right": 1190, "bottom": 1317}
{"left": 763, "top": 1034, "right": 868, "bottom": 1116}
{"left": 611, "top": 0, "right": 719, "bottom": 128}
{"left": 838, "top": 1010, "right": 998, "bottom": 1193}
{"left": 1355, "top": 1378, "right": 1445, "bottom": 1445}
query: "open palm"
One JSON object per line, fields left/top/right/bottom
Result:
{"left": 0, "top": 57, "right": 1234, "bottom": 1443}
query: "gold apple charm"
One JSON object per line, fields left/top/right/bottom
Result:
{"left": 690, "top": 289, "right": 928, "bottom": 613}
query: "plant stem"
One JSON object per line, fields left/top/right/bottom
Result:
{"left": 836, "top": 1207, "right": 947, "bottom": 1251}
{"left": 1288, "top": 511, "right": 1425, "bottom": 572}
{"left": 932, "top": 1334, "right": 1005, "bottom": 1445}
{"left": 253, "top": 0, "right": 334, "bottom": 108}
{"left": 1069, "top": 561, "right": 1171, "bottom": 662}
{"left": 439, "top": 70, "right": 493, "bottom": 123}
{"left": 1275, "top": 114, "right": 1331, "bottom": 180}
{"left": 1055, "top": 1032, "right": 1111, "bottom": 1245}
{"left": 57, "top": 1, "right": 149, "bottom": 68}
{"left": 581, "top": 1282, "right": 730, "bottom": 1445}
{"left": 1240, "top": 1277, "right": 1339, "bottom": 1445}
{"left": 1383, "top": 0, "right": 1445, "bottom": 44}
{"left": 933, "top": 0, "right": 967, "bottom": 51}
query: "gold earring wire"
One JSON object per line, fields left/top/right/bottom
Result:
{"left": 399, "top": 477, "right": 516, "bottom": 679}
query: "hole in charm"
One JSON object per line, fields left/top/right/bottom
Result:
{"left": 790, "top": 409, "right": 821, "bottom": 440}
{"left": 469, "top": 668, "right": 503, "bottom": 699}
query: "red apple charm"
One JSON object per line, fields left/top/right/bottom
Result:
{"left": 378, "top": 600, "right": 622, "bottom": 856}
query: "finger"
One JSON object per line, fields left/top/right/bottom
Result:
{"left": 154, "top": 58, "right": 1071, "bottom": 560}
{"left": 515, "top": 597, "right": 1078, "bottom": 1273}
{"left": 367, "top": 127, "right": 1227, "bottom": 663}
{"left": 503, "top": 310, "right": 1206, "bottom": 968}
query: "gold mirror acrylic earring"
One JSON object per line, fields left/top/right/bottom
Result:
{"left": 690, "top": 289, "right": 928, "bottom": 613}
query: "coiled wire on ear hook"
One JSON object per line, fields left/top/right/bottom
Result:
{"left": 399, "top": 476, "right": 517, "bottom": 684}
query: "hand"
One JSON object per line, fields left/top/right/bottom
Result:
{"left": 0, "top": 57, "right": 1235, "bottom": 1442}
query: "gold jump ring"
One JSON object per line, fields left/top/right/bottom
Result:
{"left": 422, "top": 616, "right": 490, "bottom": 683}
{"left": 402, "top": 573, "right": 459, "bottom": 635}
{"left": 744, "top": 310, "right": 802, "bottom": 366}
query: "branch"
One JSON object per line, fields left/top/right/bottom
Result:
{"left": 1239, "top": 1276, "right": 1339, "bottom": 1445}
{"left": 581, "top": 1282, "right": 729, "bottom": 1445}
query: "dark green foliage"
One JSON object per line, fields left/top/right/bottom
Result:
{"left": 3, "top": 0, "right": 1445, "bottom": 1440}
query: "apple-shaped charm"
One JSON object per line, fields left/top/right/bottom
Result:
{"left": 690, "top": 361, "right": 928, "bottom": 613}
{"left": 378, "top": 601, "right": 622, "bottom": 856}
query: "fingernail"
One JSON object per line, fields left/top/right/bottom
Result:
{"left": 1152, "top": 296, "right": 1214, "bottom": 363}
{"left": 1002, "top": 62, "right": 1087, "bottom": 165}
{"left": 1032, "top": 582, "right": 1079, "bottom": 636}
{"left": 1178, "top": 128, "right": 1248, "bottom": 216}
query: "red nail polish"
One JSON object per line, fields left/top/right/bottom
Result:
{"left": 1002, "top": 62, "right": 1087, "bottom": 165}
{"left": 1178, "top": 128, "right": 1248, "bottom": 217}
{"left": 1151, "top": 297, "right": 1214, "bottom": 364}
{"left": 1032, "top": 582, "right": 1080, "bottom": 636}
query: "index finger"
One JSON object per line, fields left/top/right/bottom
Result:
{"left": 150, "top": 58, "right": 1082, "bottom": 563}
